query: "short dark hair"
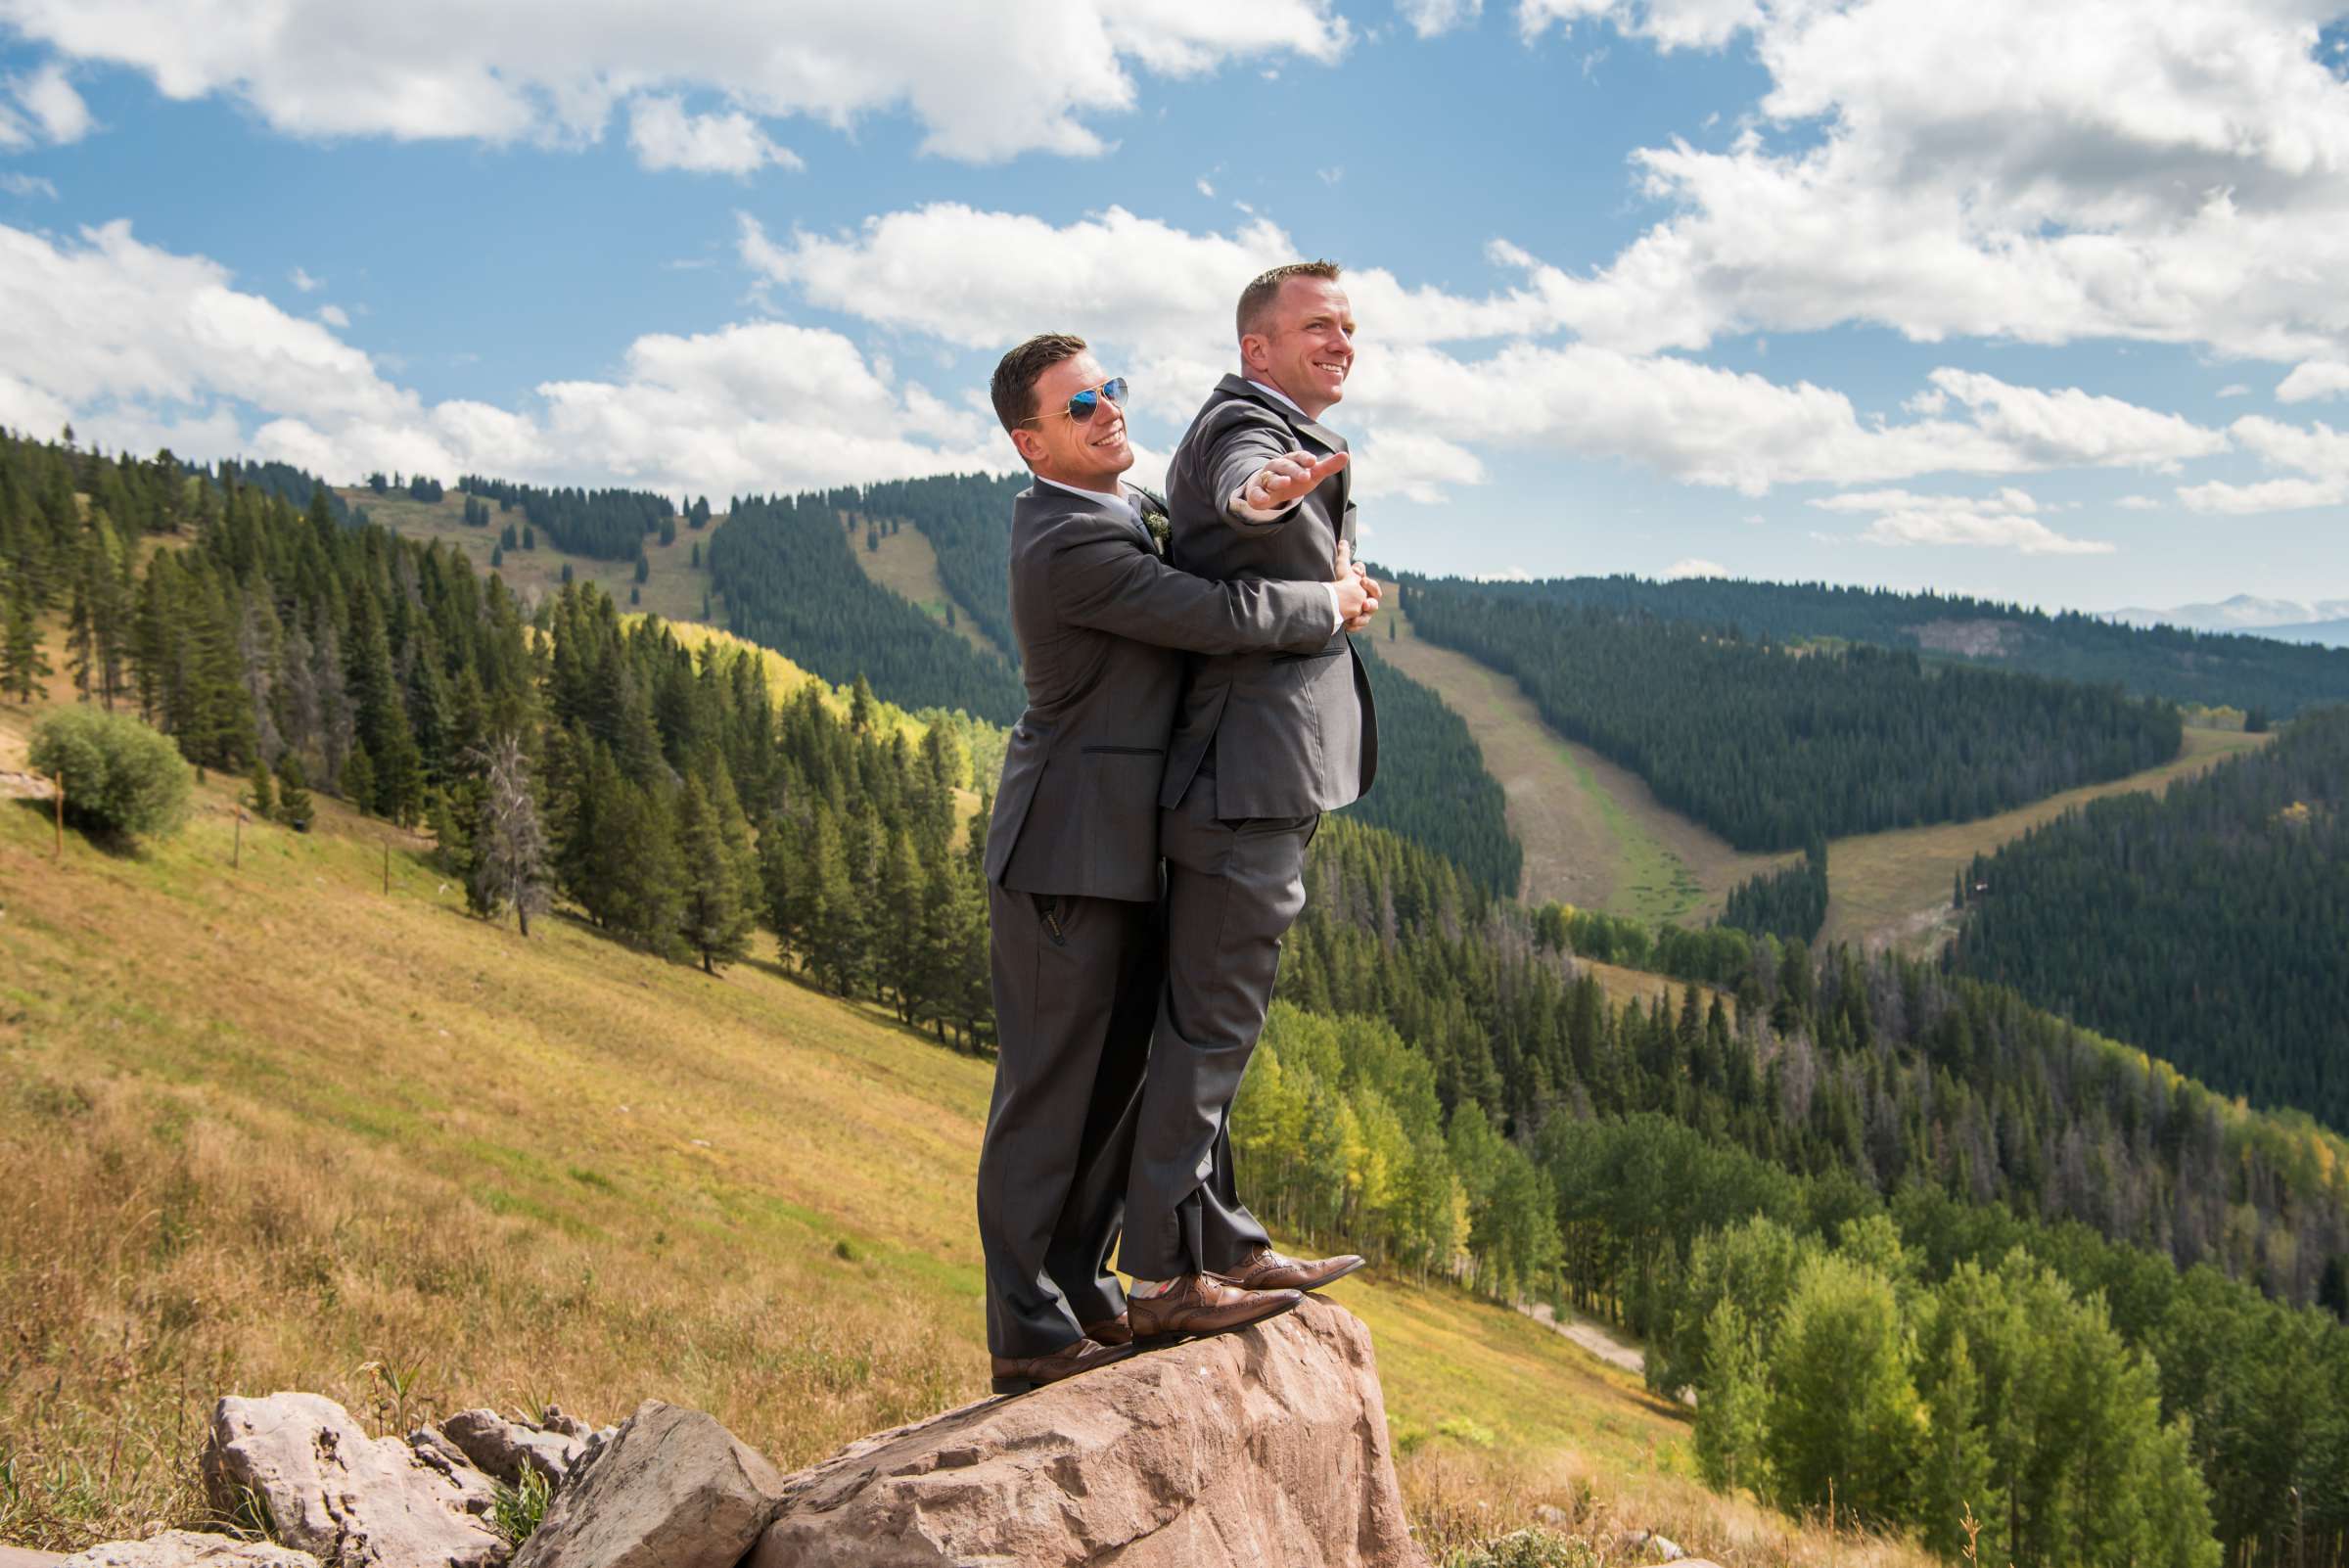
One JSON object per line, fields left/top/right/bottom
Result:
{"left": 991, "top": 333, "right": 1088, "bottom": 436}
{"left": 1237, "top": 260, "right": 1342, "bottom": 342}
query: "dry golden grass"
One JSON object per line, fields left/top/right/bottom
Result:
{"left": 1377, "top": 598, "right": 1788, "bottom": 925}
{"left": 1402, "top": 1446, "right": 1935, "bottom": 1568}
{"left": 1818, "top": 724, "right": 2274, "bottom": 953}
{"left": 842, "top": 516, "right": 1008, "bottom": 665}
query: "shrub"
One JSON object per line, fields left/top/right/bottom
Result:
{"left": 26, "top": 705, "right": 192, "bottom": 843}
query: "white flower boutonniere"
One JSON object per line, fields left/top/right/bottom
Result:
{"left": 1134, "top": 486, "right": 1174, "bottom": 556}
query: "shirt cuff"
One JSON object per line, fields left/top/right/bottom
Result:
{"left": 1229, "top": 483, "right": 1301, "bottom": 525}
{"left": 1322, "top": 581, "right": 1344, "bottom": 634}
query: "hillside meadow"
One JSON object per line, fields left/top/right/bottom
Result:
{"left": 0, "top": 692, "right": 1926, "bottom": 1567}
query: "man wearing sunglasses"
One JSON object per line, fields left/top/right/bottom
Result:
{"left": 976, "top": 333, "right": 1380, "bottom": 1395}
{"left": 1119, "top": 261, "right": 1381, "bottom": 1330}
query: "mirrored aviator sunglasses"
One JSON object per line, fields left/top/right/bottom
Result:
{"left": 1033, "top": 377, "right": 1127, "bottom": 425}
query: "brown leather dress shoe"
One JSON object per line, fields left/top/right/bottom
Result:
{"left": 990, "top": 1334, "right": 1140, "bottom": 1396}
{"left": 1217, "top": 1244, "right": 1366, "bottom": 1293}
{"left": 1127, "top": 1273, "right": 1304, "bottom": 1343}
{"left": 1082, "top": 1312, "right": 1133, "bottom": 1346}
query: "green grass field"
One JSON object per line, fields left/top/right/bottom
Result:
{"left": 342, "top": 488, "right": 718, "bottom": 625}
{"left": 1377, "top": 598, "right": 1789, "bottom": 925}
{"left": 844, "top": 517, "right": 1009, "bottom": 665}
{"left": 1818, "top": 724, "right": 2274, "bottom": 953}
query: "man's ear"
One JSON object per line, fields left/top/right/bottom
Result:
{"left": 1010, "top": 428, "right": 1046, "bottom": 468}
{"left": 1238, "top": 331, "right": 1270, "bottom": 375}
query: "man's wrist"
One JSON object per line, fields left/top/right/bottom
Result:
{"left": 1230, "top": 482, "right": 1300, "bottom": 524}
{"left": 1321, "top": 581, "right": 1344, "bottom": 634}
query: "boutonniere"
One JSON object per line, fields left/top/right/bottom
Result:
{"left": 1133, "top": 485, "right": 1174, "bottom": 555}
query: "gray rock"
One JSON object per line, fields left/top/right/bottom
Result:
{"left": 1617, "top": 1530, "right": 1686, "bottom": 1562}
{"left": 440, "top": 1410, "right": 588, "bottom": 1489}
{"left": 750, "top": 1295, "right": 1423, "bottom": 1567}
{"left": 511, "top": 1401, "right": 786, "bottom": 1568}
{"left": 202, "top": 1393, "right": 505, "bottom": 1568}
{"left": 54, "top": 1532, "right": 319, "bottom": 1567}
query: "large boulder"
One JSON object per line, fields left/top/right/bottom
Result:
{"left": 510, "top": 1401, "right": 786, "bottom": 1568}
{"left": 750, "top": 1295, "right": 1423, "bottom": 1568}
{"left": 201, "top": 1393, "right": 504, "bottom": 1568}
{"left": 54, "top": 1534, "right": 319, "bottom": 1567}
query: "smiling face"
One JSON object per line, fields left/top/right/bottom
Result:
{"left": 1242, "top": 276, "right": 1356, "bottom": 419}
{"left": 1011, "top": 348, "right": 1133, "bottom": 491}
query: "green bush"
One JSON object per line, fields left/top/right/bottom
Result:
{"left": 26, "top": 705, "right": 193, "bottom": 842}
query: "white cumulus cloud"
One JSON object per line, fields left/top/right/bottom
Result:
{"left": 1813, "top": 486, "right": 2116, "bottom": 555}
{"left": 626, "top": 96, "right": 801, "bottom": 175}
{"left": 0, "top": 219, "right": 1005, "bottom": 498}
{"left": 2278, "top": 359, "right": 2349, "bottom": 403}
{"left": 0, "top": 0, "right": 1350, "bottom": 163}
{"left": 1663, "top": 556, "right": 1728, "bottom": 579}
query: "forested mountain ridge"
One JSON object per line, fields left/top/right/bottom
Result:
{"left": 709, "top": 487, "right": 1029, "bottom": 724}
{"left": 1405, "top": 578, "right": 2185, "bottom": 852}
{"left": 1951, "top": 704, "right": 2349, "bottom": 1131}
{"left": 1444, "top": 572, "right": 2349, "bottom": 716}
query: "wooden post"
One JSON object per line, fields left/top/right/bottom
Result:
{"left": 233, "top": 808, "right": 244, "bottom": 870}
{"left": 53, "top": 770, "right": 64, "bottom": 863}
{"left": 383, "top": 839, "right": 392, "bottom": 896}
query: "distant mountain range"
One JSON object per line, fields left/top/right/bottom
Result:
{"left": 2103, "top": 594, "right": 2349, "bottom": 647}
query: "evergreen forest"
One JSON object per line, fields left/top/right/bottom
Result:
{"left": 455, "top": 474, "right": 682, "bottom": 562}
{"left": 1950, "top": 706, "right": 2349, "bottom": 1130}
{"left": 1405, "top": 579, "right": 2185, "bottom": 850}
{"left": 1452, "top": 572, "right": 2349, "bottom": 716}
{"left": 708, "top": 487, "right": 1029, "bottom": 723}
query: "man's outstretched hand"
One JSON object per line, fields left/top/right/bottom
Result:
{"left": 1244, "top": 447, "right": 1348, "bottom": 514}
{"left": 1331, "top": 537, "right": 1380, "bottom": 631}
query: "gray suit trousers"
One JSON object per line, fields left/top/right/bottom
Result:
{"left": 1119, "top": 762, "right": 1316, "bottom": 1280}
{"left": 977, "top": 882, "right": 1160, "bottom": 1359}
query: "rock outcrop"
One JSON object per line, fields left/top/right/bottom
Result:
{"left": 440, "top": 1408, "right": 603, "bottom": 1490}
{"left": 751, "top": 1295, "right": 1423, "bottom": 1568}
{"left": 201, "top": 1394, "right": 505, "bottom": 1568}
{"left": 511, "top": 1401, "right": 787, "bottom": 1568}
{"left": 54, "top": 1534, "right": 318, "bottom": 1567}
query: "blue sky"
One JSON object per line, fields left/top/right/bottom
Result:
{"left": 3, "top": 0, "right": 2347, "bottom": 614}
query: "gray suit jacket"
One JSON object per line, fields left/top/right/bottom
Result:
{"left": 1159, "top": 375, "right": 1379, "bottom": 816}
{"left": 984, "top": 480, "right": 1337, "bottom": 902}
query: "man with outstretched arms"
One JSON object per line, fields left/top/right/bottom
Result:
{"left": 976, "top": 333, "right": 1378, "bottom": 1395}
{"left": 1119, "top": 261, "right": 1379, "bottom": 1329}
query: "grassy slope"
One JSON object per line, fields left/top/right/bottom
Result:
{"left": 1817, "top": 725, "right": 2273, "bottom": 953}
{"left": 844, "top": 517, "right": 1009, "bottom": 665}
{"left": 343, "top": 488, "right": 717, "bottom": 625}
{"left": 0, "top": 674, "right": 1933, "bottom": 1565}
{"left": 1378, "top": 595, "right": 1789, "bottom": 925}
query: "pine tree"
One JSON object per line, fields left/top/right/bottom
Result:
{"left": 633, "top": 550, "right": 650, "bottom": 584}
{"left": 676, "top": 775, "right": 753, "bottom": 973}
{"left": 275, "top": 751, "right": 314, "bottom": 831}
{"left": 875, "top": 826, "right": 923, "bottom": 1020}
{"left": 247, "top": 756, "right": 276, "bottom": 821}
{"left": 1, "top": 584, "right": 51, "bottom": 703}
{"left": 491, "top": 543, "right": 504, "bottom": 568}
{"left": 342, "top": 741, "right": 377, "bottom": 814}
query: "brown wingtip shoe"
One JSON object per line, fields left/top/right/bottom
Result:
{"left": 1082, "top": 1312, "right": 1133, "bottom": 1346}
{"left": 1127, "top": 1273, "right": 1305, "bottom": 1343}
{"left": 990, "top": 1334, "right": 1140, "bottom": 1396}
{"left": 1217, "top": 1245, "right": 1366, "bottom": 1293}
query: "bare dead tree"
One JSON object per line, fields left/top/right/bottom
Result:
{"left": 471, "top": 732, "right": 550, "bottom": 937}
